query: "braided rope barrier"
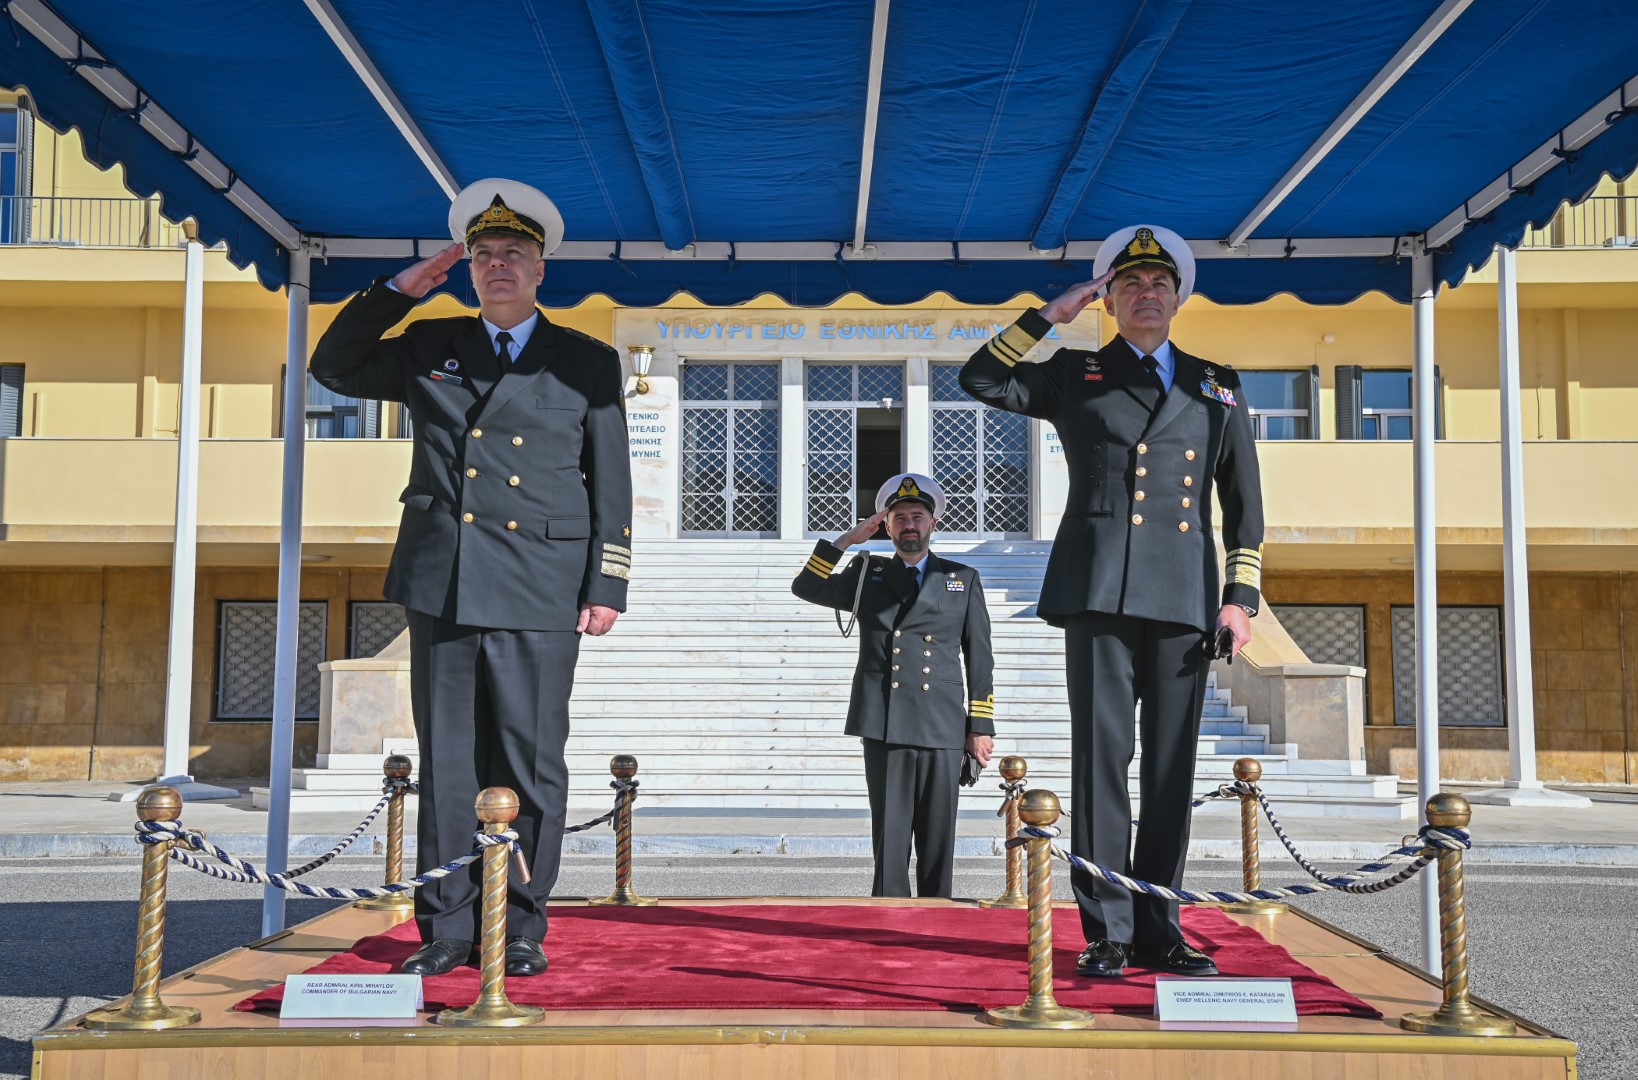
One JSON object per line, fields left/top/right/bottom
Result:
{"left": 136, "top": 818, "right": 518, "bottom": 900}
{"left": 1244, "top": 784, "right": 1429, "bottom": 887}
{"left": 564, "top": 778, "right": 638, "bottom": 835}
{"left": 1017, "top": 821, "right": 1468, "bottom": 904}
{"left": 213, "top": 776, "right": 414, "bottom": 883}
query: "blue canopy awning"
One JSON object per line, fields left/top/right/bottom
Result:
{"left": 3, "top": 0, "right": 1635, "bottom": 305}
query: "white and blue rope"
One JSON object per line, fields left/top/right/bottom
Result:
{"left": 138, "top": 819, "right": 516, "bottom": 899}
{"left": 1017, "top": 821, "right": 1469, "bottom": 904}
{"left": 563, "top": 778, "right": 638, "bottom": 835}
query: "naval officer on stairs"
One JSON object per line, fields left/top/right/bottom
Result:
{"left": 792, "top": 473, "right": 996, "bottom": 898}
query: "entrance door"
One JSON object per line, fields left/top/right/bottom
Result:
{"left": 804, "top": 363, "right": 903, "bottom": 537}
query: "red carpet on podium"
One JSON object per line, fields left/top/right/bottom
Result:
{"left": 237, "top": 904, "right": 1379, "bottom": 1017}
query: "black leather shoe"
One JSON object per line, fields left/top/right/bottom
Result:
{"left": 503, "top": 936, "right": 549, "bottom": 977}
{"left": 1131, "top": 940, "right": 1219, "bottom": 976}
{"left": 1075, "top": 939, "right": 1132, "bottom": 977}
{"left": 401, "top": 939, "right": 473, "bottom": 976}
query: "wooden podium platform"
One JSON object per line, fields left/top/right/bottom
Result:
{"left": 33, "top": 897, "right": 1574, "bottom": 1080}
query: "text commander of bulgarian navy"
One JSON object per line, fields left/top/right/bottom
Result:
{"left": 310, "top": 179, "right": 633, "bottom": 978}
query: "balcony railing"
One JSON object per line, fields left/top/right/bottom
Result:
{"left": 0, "top": 194, "right": 188, "bottom": 249}
{"left": 1520, "top": 195, "right": 1638, "bottom": 249}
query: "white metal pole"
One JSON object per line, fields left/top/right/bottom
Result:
{"left": 158, "top": 228, "right": 204, "bottom": 783}
{"left": 140, "top": 224, "right": 239, "bottom": 803}
{"left": 1467, "top": 247, "right": 1589, "bottom": 809}
{"left": 1496, "top": 245, "right": 1540, "bottom": 789}
{"left": 262, "top": 246, "right": 311, "bottom": 937}
{"left": 1411, "top": 252, "right": 1441, "bottom": 972}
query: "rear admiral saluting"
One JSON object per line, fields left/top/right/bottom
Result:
{"left": 792, "top": 474, "right": 996, "bottom": 899}
{"left": 310, "top": 179, "right": 632, "bottom": 978}
{"left": 960, "top": 225, "right": 1265, "bottom": 978}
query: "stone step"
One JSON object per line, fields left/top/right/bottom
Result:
{"left": 291, "top": 756, "right": 1386, "bottom": 798}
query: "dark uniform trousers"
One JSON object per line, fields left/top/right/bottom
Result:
{"left": 960, "top": 309, "right": 1264, "bottom": 948}
{"left": 407, "top": 609, "right": 579, "bottom": 943}
{"left": 793, "top": 544, "right": 995, "bottom": 899}
{"left": 1065, "top": 611, "right": 1209, "bottom": 945}
{"left": 310, "top": 279, "right": 632, "bottom": 945}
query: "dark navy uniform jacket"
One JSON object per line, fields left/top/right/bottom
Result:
{"left": 793, "top": 543, "right": 996, "bottom": 749}
{"left": 960, "top": 308, "right": 1264, "bottom": 632}
{"left": 310, "top": 280, "right": 632, "bottom": 632}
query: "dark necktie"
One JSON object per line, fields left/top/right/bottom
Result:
{"left": 1132, "top": 353, "right": 1164, "bottom": 411}
{"left": 1142, "top": 354, "right": 1166, "bottom": 395}
{"left": 495, "top": 330, "right": 514, "bottom": 366}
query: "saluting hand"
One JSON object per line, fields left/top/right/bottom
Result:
{"left": 834, "top": 508, "right": 888, "bottom": 549}
{"left": 390, "top": 241, "right": 465, "bottom": 299}
{"left": 1039, "top": 267, "right": 1118, "bottom": 325}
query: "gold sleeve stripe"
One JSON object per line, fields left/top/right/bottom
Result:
{"left": 804, "top": 556, "right": 835, "bottom": 577}
{"left": 600, "top": 561, "right": 630, "bottom": 581}
{"left": 985, "top": 321, "right": 1042, "bottom": 367}
{"left": 969, "top": 706, "right": 995, "bottom": 717}
{"left": 602, "top": 554, "right": 632, "bottom": 568}
{"left": 1225, "top": 545, "right": 1263, "bottom": 588}
{"left": 604, "top": 543, "right": 633, "bottom": 558}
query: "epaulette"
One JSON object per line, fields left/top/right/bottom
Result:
{"left": 560, "top": 325, "right": 618, "bottom": 354}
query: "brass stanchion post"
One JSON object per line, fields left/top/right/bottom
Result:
{"left": 1400, "top": 793, "right": 1516, "bottom": 1036}
{"left": 982, "top": 790, "right": 1093, "bottom": 1029}
{"left": 437, "top": 787, "right": 544, "bottom": 1027}
{"left": 82, "top": 787, "right": 201, "bottom": 1031}
{"left": 590, "top": 754, "right": 656, "bottom": 906}
{"left": 980, "top": 756, "right": 1029, "bottom": 909}
{"left": 1222, "top": 757, "right": 1283, "bottom": 915}
{"left": 358, "top": 754, "right": 414, "bottom": 913}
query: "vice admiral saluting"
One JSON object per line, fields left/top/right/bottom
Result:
{"left": 792, "top": 473, "right": 996, "bottom": 899}
{"left": 960, "top": 225, "right": 1264, "bottom": 978}
{"left": 310, "top": 179, "right": 632, "bottom": 977}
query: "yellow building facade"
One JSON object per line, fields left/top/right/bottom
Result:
{"left": 3, "top": 92, "right": 1636, "bottom": 785}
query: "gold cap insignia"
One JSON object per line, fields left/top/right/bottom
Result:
{"left": 896, "top": 477, "right": 922, "bottom": 501}
{"left": 465, "top": 194, "right": 546, "bottom": 248}
{"left": 1111, "top": 226, "right": 1180, "bottom": 284}
{"left": 1127, "top": 227, "right": 1162, "bottom": 257}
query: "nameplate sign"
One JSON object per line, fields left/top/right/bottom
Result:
{"left": 280, "top": 974, "right": 423, "bottom": 1019}
{"left": 1154, "top": 977, "right": 1297, "bottom": 1027}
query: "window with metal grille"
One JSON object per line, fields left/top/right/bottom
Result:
{"left": 930, "top": 364, "right": 1030, "bottom": 536}
{"left": 680, "top": 362, "right": 779, "bottom": 536}
{"left": 215, "top": 601, "right": 327, "bottom": 721}
{"left": 1390, "top": 605, "right": 1504, "bottom": 726}
{"left": 349, "top": 601, "right": 407, "bottom": 658}
{"left": 1271, "top": 604, "right": 1366, "bottom": 667}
